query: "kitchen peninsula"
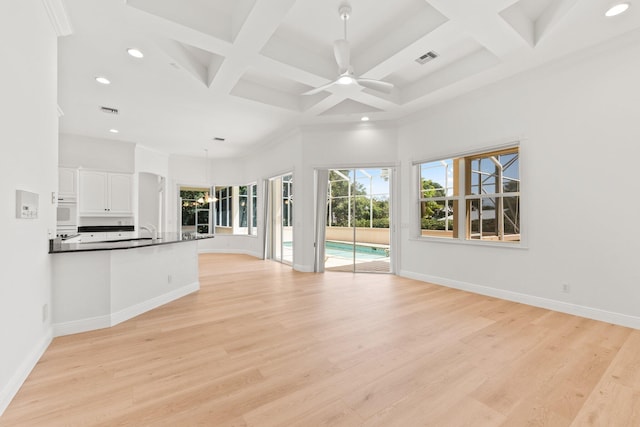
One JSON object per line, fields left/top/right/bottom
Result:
{"left": 49, "top": 233, "right": 213, "bottom": 336}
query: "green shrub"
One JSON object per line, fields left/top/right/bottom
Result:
{"left": 421, "top": 218, "right": 453, "bottom": 231}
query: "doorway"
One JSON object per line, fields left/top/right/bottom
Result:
{"left": 139, "top": 172, "right": 165, "bottom": 234}
{"left": 179, "top": 186, "right": 213, "bottom": 236}
{"left": 324, "top": 168, "right": 392, "bottom": 273}
{"left": 268, "top": 173, "right": 294, "bottom": 265}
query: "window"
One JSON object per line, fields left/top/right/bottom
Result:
{"left": 180, "top": 188, "right": 211, "bottom": 234}
{"left": 215, "top": 186, "right": 232, "bottom": 227}
{"left": 214, "top": 184, "right": 258, "bottom": 236}
{"left": 282, "top": 175, "right": 293, "bottom": 227}
{"left": 418, "top": 146, "right": 520, "bottom": 243}
{"left": 239, "top": 186, "right": 248, "bottom": 227}
{"left": 250, "top": 183, "right": 258, "bottom": 236}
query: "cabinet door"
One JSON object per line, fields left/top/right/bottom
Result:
{"left": 108, "top": 174, "right": 132, "bottom": 214}
{"left": 79, "top": 171, "right": 108, "bottom": 214}
{"left": 80, "top": 232, "right": 107, "bottom": 242}
{"left": 106, "top": 231, "right": 134, "bottom": 240}
{"left": 58, "top": 168, "right": 77, "bottom": 196}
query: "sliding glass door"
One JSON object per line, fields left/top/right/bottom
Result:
{"left": 269, "top": 173, "right": 294, "bottom": 265}
{"left": 324, "top": 168, "right": 391, "bottom": 273}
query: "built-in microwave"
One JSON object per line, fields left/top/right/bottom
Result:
{"left": 56, "top": 196, "right": 77, "bottom": 230}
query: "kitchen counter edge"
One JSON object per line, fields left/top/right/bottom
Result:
{"left": 49, "top": 233, "right": 214, "bottom": 254}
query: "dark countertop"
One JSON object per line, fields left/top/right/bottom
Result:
{"left": 49, "top": 232, "right": 214, "bottom": 254}
{"left": 77, "top": 225, "right": 135, "bottom": 232}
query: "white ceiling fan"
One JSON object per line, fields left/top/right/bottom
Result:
{"left": 302, "top": 3, "right": 394, "bottom": 96}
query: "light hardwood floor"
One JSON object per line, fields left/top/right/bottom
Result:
{"left": 2, "top": 254, "right": 640, "bottom": 426}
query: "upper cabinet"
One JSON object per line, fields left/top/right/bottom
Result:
{"left": 58, "top": 168, "right": 77, "bottom": 197}
{"left": 79, "top": 171, "right": 132, "bottom": 216}
{"left": 108, "top": 174, "right": 133, "bottom": 214}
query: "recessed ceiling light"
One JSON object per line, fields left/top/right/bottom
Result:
{"left": 606, "top": 3, "right": 630, "bottom": 16}
{"left": 361, "top": 116, "right": 370, "bottom": 122}
{"left": 109, "top": 129, "right": 119, "bottom": 134}
{"left": 127, "top": 48, "right": 144, "bottom": 58}
{"left": 95, "top": 76, "right": 111, "bottom": 85}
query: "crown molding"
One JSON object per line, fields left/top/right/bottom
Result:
{"left": 41, "top": 0, "right": 73, "bottom": 37}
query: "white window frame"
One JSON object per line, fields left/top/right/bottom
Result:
{"left": 214, "top": 184, "right": 258, "bottom": 236}
{"left": 416, "top": 144, "right": 522, "bottom": 246}
{"left": 216, "top": 186, "right": 233, "bottom": 228}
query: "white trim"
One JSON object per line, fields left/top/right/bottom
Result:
{"left": 53, "top": 281, "right": 200, "bottom": 337}
{"left": 53, "top": 315, "right": 111, "bottom": 337}
{"left": 399, "top": 270, "right": 640, "bottom": 330}
{"left": 411, "top": 141, "right": 520, "bottom": 167}
{"left": 110, "top": 281, "right": 199, "bottom": 326}
{"left": 198, "top": 248, "right": 262, "bottom": 259}
{"left": 0, "top": 330, "right": 53, "bottom": 416}
{"left": 294, "top": 263, "right": 314, "bottom": 273}
{"left": 409, "top": 236, "right": 528, "bottom": 250}
{"left": 41, "top": 0, "right": 73, "bottom": 37}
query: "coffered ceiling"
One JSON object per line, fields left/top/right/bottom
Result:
{"left": 57, "top": 0, "right": 640, "bottom": 158}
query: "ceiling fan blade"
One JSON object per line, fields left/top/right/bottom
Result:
{"left": 302, "top": 81, "right": 337, "bottom": 96}
{"left": 333, "top": 39, "right": 350, "bottom": 73}
{"left": 356, "top": 78, "right": 394, "bottom": 94}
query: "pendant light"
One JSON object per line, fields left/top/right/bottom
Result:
{"left": 198, "top": 148, "right": 217, "bottom": 204}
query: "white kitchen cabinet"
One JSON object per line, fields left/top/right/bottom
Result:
{"left": 58, "top": 168, "right": 77, "bottom": 196}
{"left": 69, "top": 232, "right": 107, "bottom": 243}
{"left": 79, "top": 171, "right": 132, "bottom": 216}
{"left": 108, "top": 174, "right": 133, "bottom": 214}
{"left": 106, "top": 231, "right": 135, "bottom": 240}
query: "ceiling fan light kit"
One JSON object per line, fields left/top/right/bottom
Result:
{"left": 302, "top": 3, "right": 393, "bottom": 96}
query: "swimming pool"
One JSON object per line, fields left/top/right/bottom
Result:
{"left": 324, "top": 241, "right": 389, "bottom": 260}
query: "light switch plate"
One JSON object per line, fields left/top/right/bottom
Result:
{"left": 16, "top": 190, "right": 39, "bottom": 219}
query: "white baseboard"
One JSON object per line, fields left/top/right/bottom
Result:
{"left": 52, "top": 314, "right": 111, "bottom": 336}
{"left": 198, "top": 248, "right": 262, "bottom": 258}
{"left": 399, "top": 270, "right": 640, "bottom": 330}
{"left": 53, "top": 281, "right": 200, "bottom": 337}
{"left": 197, "top": 251, "right": 312, "bottom": 271}
{"left": 0, "top": 329, "right": 52, "bottom": 416}
{"left": 294, "top": 263, "right": 314, "bottom": 273}
{"left": 110, "top": 281, "right": 199, "bottom": 326}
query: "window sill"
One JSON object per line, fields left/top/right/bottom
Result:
{"left": 408, "top": 236, "right": 529, "bottom": 250}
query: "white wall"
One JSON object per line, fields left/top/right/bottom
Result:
{"left": 138, "top": 172, "right": 161, "bottom": 231}
{"left": 60, "top": 133, "right": 135, "bottom": 173}
{"left": 135, "top": 145, "right": 169, "bottom": 177}
{"left": 296, "top": 123, "right": 398, "bottom": 271}
{"left": 397, "top": 30, "right": 640, "bottom": 328}
{"left": 135, "top": 145, "right": 169, "bottom": 233}
{"left": 192, "top": 124, "right": 400, "bottom": 268}
{"left": 180, "top": 131, "right": 303, "bottom": 258}
{"left": 0, "top": 0, "right": 58, "bottom": 415}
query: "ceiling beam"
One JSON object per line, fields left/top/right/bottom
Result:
{"left": 427, "top": 0, "right": 533, "bottom": 58}
{"left": 208, "top": 0, "right": 297, "bottom": 95}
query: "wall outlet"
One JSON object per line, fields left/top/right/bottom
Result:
{"left": 42, "top": 304, "right": 48, "bottom": 322}
{"left": 167, "top": 274, "right": 172, "bottom": 284}
{"left": 562, "top": 283, "right": 571, "bottom": 293}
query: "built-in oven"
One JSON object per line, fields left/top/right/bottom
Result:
{"left": 56, "top": 196, "right": 78, "bottom": 236}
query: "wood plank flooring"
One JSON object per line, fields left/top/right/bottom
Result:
{"left": 2, "top": 253, "right": 640, "bottom": 426}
